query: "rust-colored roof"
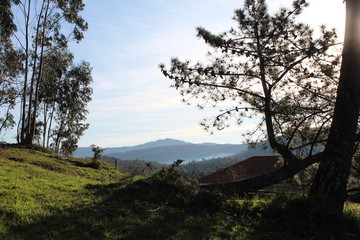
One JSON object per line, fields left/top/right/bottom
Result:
{"left": 198, "top": 156, "right": 281, "bottom": 184}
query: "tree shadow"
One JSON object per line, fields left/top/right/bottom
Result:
{"left": 243, "top": 195, "right": 360, "bottom": 240}
{"left": 3, "top": 175, "right": 223, "bottom": 240}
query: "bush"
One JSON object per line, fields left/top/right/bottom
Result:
{"left": 90, "top": 144, "right": 104, "bottom": 169}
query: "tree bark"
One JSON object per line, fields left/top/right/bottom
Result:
{"left": 24, "top": 5, "right": 42, "bottom": 145}
{"left": 308, "top": 0, "right": 360, "bottom": 216}
{"left": 28, "top": 0, "right": 50, "bottom": 145}
{"left": 46, "top": 102, "right": 56, "bottom": 148}
{"left": 20, "top": 0, "right": 31, "bottom": 144}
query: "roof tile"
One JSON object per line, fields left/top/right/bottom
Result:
{"left": 198, "top": 156, "right": 281, "bottom": 184}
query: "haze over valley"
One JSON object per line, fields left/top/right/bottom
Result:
{"left": 74, "top": 138, "right": 276, "bottom": 164}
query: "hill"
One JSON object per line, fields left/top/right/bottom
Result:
{"left": 0, "top": 146, "right": 123, "bottom": 239}
{"left": 0, "top": 146, "right": 358, "bottom": 239}
{"left": 100, "top": 141, "right": 277, "bottom": 178}
{"left": 74, "top": 138, "right": 247, "bottom": 164}
{"left": 74, "top": 138, "right": 190, "bottom": 158}
{"left": 106, "top": 143, "right": 247, "bottom": 164}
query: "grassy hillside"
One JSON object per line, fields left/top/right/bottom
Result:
{"left": 0, "top": 147, "right": 359, "bottom": 240}
{"left": 0, "top": 146, "right": 123, "bottom": 239}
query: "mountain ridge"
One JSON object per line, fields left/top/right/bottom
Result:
{"left": 74, "top": 138, "right": 189, "bottom": 157}
{"left": 74, "top": 138, "right": 247, "bottom": 163}
{"left": 106, "top": 143, "right": 246, "bottom": 164}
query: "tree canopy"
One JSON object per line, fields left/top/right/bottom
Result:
{"left": 161, "top": 0, "right": 339, "bottom": 160}
{"left": 0, "top": 0, "right": 92, "bottom": 154}
{"left": 161, "top": 0, "right": 358, "bottom": 216}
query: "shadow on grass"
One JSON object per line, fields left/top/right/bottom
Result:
{"left": 2, "top": 174, "right": 224, "bottom": 240}
{"left": 2, "top": 173, "right": 359, "bottom": 240}
{"left": 223, "top": 194, "right": 360, "bottom": 240}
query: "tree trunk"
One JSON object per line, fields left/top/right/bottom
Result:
{"left": 42, "top": 102, "right": 47, "bottom": 148}
{"left": 201, "top": 155, "right": 320, "bottom": 194}
{"left": 20, "top": 0, "right": 31, "bottom": 144}
{"left": 24, "top": 21, "right": 40, "bottom": 145}
{"left": 28, "top": 0, "right": 50, "bottom": 145}
{"left": 308, "top": 0, "right": 360, "bottom": 216}
{"left": 46, "top": 102, "right": 56, "bottom": 148}
{"left": 54, "top": 120, "right": 65, "bottom": 153}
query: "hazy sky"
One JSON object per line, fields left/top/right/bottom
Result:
{"left": 65, "top": 0, "right": 345, "bottom": 147}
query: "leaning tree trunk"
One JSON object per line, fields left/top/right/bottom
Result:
{"left": 308, "top": 0, "right": 360, "bottom": 216}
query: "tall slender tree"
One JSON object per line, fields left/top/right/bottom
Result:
{"left": 38, "top": 49, "right": 73, "bottom": 148}
{"left": 0, "top": 0, "right": 91, "bottom": 149}
{"left": 2, "top": 0, "right": 88, "bottom": 145}
{"left": 51, "top": 61, "right": 92, "bottom": 155}
{"left": 0, "top": 0, "right": 21, "bottom": 134}
{"left": 0, "top": 42, "right": 20, "bottom": 134}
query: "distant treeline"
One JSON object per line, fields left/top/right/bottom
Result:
{"left": 101, "top": 155, "right": 238, "bottom": 178}
{"left": 101, "top": 156, "right": 166, "bottom": 176}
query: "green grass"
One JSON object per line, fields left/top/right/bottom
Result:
{"left": 0, "top": 147, "right": 123, "bottom": 239}
{"left": 0, "top": 147, "right": 359, "bottom": 239}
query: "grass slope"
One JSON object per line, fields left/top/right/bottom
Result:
{"left": 0, "top": 147, "right": 123, "bottom": 239}
{"left": 0, "top": 147, "right": 359, "bottom": 240}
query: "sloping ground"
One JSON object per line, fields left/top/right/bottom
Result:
{"left": 0, "top": 147, "right": 359, "bottom": 240}
{"left": 0, "top": 147, "right": 124, "bottom": 239}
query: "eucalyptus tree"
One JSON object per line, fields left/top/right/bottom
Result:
{"left": 0, "top": 1, "right": 21, "bottom": 134}
{"left": 0, "top": 0, "right": 88, "bottom": 145}
{"left": 51, "top": 61, "right": 92, "bottom": 155}
{"left": 0, "top": 43, "right": 20, "bottom": 134}
{"left": 38, "top": 48, "right": 73, "bottom": 148}
{"left": 160, "top": 0, "right": 356, "bottom": 215}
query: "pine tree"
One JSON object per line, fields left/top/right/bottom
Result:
{"left": 161, "top": 0, "right": 357, "bottom": 215}
{"left": 308, "top": 0, "right": 360, "bottom": 216}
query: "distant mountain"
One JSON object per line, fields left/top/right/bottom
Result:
{"left": 73, "top": 138, "right": 247, "bottom": 164}
{"left": 106, "top": 143, "right": 247, "bottom": 164}
{"left": 99, "top": 141, "right": 277, "bottom": 177}
{"left": 116, "top": 138, "right": 191, "bottom": 152}
{"left": 73, "top": 138, "right": 190, "bottom": 158}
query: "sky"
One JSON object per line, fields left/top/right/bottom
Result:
{"left": 61, "top": 0, "right": 345, "bottom": 147}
